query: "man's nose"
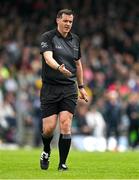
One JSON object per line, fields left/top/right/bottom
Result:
{"left": 66, "top": 21, "right": 70, "bottom": 25}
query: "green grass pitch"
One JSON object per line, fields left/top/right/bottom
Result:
{"left": 0, "top": 149, "right": 139, "bottom": 179}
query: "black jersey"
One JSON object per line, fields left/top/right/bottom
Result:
{"left": 39, "top": 29, "right": 81, "bottom": 85}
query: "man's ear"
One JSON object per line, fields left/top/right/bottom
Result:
{"left": 56, "top": 18, "right": 59, "bottom": 24}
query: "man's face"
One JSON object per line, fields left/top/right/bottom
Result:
{"left": 57, "top": 13, "right": 74, "bottom": 33}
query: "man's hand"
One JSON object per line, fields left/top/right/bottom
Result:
{"left": 58, "top": 64, "right": 72, "bottom": 77}
{"left": 79, "top": 88, "right": 88, "bottom": 102}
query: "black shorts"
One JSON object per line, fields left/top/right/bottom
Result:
{"left": 40, "top": 83, "right": 78, "bottom": 118}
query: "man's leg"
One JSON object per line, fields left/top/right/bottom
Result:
{"left": 58, "top": 111, "right": 73, "bottom": 170}
{"left": 40, "top": 114, "right": 57, "bottom": 170}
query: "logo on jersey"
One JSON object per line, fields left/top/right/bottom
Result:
{"left": 41, "top": 42, "right": 48, "bottom": 48}
{"left": 55, "top": 45, "right": 62, "bottom": 49}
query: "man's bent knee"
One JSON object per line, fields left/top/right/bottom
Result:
{"left": 42, "top": 115, "right": 57, "bottom": 136}
{"left": 42, "top": 126, "right": 54, "bottom": 136}
{"left": 60, "top": 119, "right": 71, "bottom": 134}
{"left": 59, "top": 111, "right": 73, "bottom": 134}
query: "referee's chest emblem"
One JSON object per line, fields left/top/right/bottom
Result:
{"left": 55, "top": 45, "right": 62, "bottom": 49}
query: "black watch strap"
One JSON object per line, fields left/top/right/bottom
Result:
{"left": 57, "top": 65, "right": 60, "bottom": 71}
{"left": 78, "top": 85, "right": 85, "bottom": 89}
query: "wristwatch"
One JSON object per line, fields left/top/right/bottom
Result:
{"left": 78, "top": 84, "right": 85, "bottom": 89}
{"left": 57, "top": 65, "right": 60, "bottom": 71}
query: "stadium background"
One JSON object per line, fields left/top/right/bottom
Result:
{"left": 0, "top": 0, "right": 139, "bottom": 152}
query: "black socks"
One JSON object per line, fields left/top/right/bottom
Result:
{"left": 41, "top": 133, "right": 71, "bottom": 165}
{"left": 41, "top": 134, "right": 53, "bottom": 153}
{"left": 58, "top": 134, "right": 71, "bottom": 165}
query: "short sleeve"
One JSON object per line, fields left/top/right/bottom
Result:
{"left": 39, "top": 34, "right": 53, "bottom": 54}
{"left": 74, "top": 37, "right": 81, "bottom": 61}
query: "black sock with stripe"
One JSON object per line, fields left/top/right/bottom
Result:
{"left": 41, "top": 134, "right": 53, "bottom": 153}
{"left": 58, "top": 134, "right": 71, "bottom": 165}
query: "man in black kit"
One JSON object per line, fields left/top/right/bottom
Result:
{"left": 39, "top": 9, "right": 88, "bottom": 171}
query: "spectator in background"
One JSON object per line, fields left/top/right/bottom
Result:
{"left": 74, "top": 101, "right": 91, "bottom": 135}
{"left": 104, "top": 91, "right": 122, "bottom": 151}
{"left": 72, "top": 101, "right": 91, "bottom": 151}
{"left": 0, "top": 92, "right": 17, "bottom": 143}
{"left": 126, "top": 93, "right": 139, "bottom": 148}
{"left": 86, "top": 105, "right": 106, "bottom": 138}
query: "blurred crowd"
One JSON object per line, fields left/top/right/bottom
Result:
{"left": 0, "top": 0, "right": 139, "bottom": 151}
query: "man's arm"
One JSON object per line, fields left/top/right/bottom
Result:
{"left": 75, "top": 59, "right": 84, "bottom": 86}
{"left": 43, "top": 51, "right": 72, "bottom": 77}
{"left": 75, "top": 59, "right": 88, "bottom": 102}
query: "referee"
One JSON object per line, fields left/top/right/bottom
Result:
{"left": 39, "top": 9, "right": 88, "bottom": 171}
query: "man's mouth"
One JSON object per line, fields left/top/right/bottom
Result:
{"left": 65, "top": 27, "right": 70, "bottom": 30}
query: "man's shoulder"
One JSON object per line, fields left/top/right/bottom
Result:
{"left": 71, "top": 32, "right": 80, "bottom": 41}
{"left": 41, "top": 29, "right": 56, "bottom": 39}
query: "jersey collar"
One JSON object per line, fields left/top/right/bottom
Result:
{"left": 55, "top": 29, "right": 73, "bottom": 40}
